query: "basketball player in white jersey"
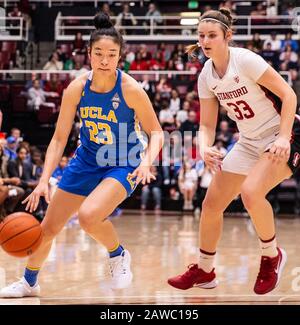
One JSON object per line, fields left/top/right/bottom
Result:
{"left": 168, "top": 8, "right": 300, "bottom": 294}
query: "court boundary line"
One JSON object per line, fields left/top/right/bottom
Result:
{"left": 2, "top": 294, "right": 300, "bottom": 304}
{"left": 36, "top": 294, "right": 300, "bottom": 300}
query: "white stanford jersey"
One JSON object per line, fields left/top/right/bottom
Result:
{"left": 198, "top": 47, "right": 282, "bottom": 139}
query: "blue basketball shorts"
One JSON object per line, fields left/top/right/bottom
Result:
{"left": 58, "top": 147, "right": 138, "bottom": 197}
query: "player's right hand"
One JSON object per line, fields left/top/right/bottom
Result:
{"left": 202, "top": 146, "right": 224, "bottom": 173}
{"left": 22, "top": 180, "right": 50, "bottom": 213}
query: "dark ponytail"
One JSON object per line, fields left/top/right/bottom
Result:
{"left": 89, "top": 12, "right": 123, "bottom": 53}
{"left": 93, "top": 12, "right": 113, "bottom": 29}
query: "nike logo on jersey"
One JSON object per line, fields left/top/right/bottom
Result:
{"left": 212, "top": 85, "right": 217, "bottom": 90}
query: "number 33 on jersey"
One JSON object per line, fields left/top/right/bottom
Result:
{"left": 198, "top": 47, "right": 283, "bottom": 139}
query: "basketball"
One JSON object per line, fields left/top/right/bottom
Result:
{"left": 0, "top": 212, "right": 43, "bottom": 258}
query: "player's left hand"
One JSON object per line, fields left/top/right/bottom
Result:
{"left": 269, "top": 136, "right": 290, "bottom": 163}
{"left": 129, "top": 165, "right": 156, "bottom": 185}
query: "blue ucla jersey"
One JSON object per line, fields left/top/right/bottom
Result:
{"left": 77, "top": 69, "right": 147, "bottom": 167}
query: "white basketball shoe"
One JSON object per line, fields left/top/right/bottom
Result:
{"left": 109, "top": 249, "right": 133, "bottom": 289}
{"left": 0, "top": 277, "right": 40, "bottom": 298}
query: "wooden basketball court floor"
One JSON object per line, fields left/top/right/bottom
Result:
{"left": 1, "top": 211, "right": 300, "bottom": 305}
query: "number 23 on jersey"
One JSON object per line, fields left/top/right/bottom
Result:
{"left": 84, "top": 120, "right": 114, "bottom": 145}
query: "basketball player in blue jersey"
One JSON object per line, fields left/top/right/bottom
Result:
{"left": 168, "top": 8, "right": 300, "bottom": 294}
{"left": 0, "top": 12, "right": 164, "bottom": 298}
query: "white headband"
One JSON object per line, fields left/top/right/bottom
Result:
{"left": 199, "top": 18, "right": 229, "bottom": 29}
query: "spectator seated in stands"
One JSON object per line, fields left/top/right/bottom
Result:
{"left": 260, "top": 41, "right": 279, "bottom": 70}
{"left": 25, "top": 73, "right": 44, "bottom": 91}
{"left": 185, "top": 91, "right": 199, "bottom": 111}
{"left": 179, "top": 110, "right": 199, "bottom": 142}
{"left": 169, "top": 89, "right": 181, "bottom": 117}
{"left": 156, "top": 77, "right": 172, "bottom": 99}
{"left": 144, "top": 3, "right": 163, "bottom": 34}
{"left": 30, "top": 149, "right": 47, "bottom": 218}
{"left": 30, "top": 150, "right": 44, "bottom": 181}
{"left": 250, "top": 3, "right": 266, "bottom": 25}
{"left": 8, "top": 3, "right": 22, "bottom": 20}
{"left": 43, "top": 51, "right": 63, "bottom": 71}
{"left": 7, "top": 146, "right": 37, "bottom": 189}
{"left": 0, "top": 145, "right": 24, "bottom": 215}
{"left": 153, "top": 93, "right": 164, "bottom": 115}
{"left": 9, "top": 127, "right": 23, "bottom": 146}
{"left": 148, "top": 51, "right": 166, "bottom": 70}
{"left": 247, "top": 33, "right": 263, "bottom": 53}
{"left": 159, "top": 99, "right": 175, "bottom": 130}
{"left": 185, "top": 136, "right": 201, "bottom": 166}
{"left": 172, "top": 53, "right": 184, "bottom": 71}
{"left": 280, "top": 32, "right": 299, "bottom": 53}
{"left": 44, "top": 73, "right": 64, "bottom": 97}
{"left": 281, "top": 2, "right": 294, "bottom": 17}
{"left": 72, "top": 32, "right": 87, "bottom": 55}
{"left": 55, "top": 45, "right": 70, "bottom": 65}
{"left": 171, "top": 44, "right": 187, "bottom": 64}
{"left": 266, "top": 0, "right": 278, "bottom": 21}
{"left": 7, "top": 146, "right": 38, "bottom": 211}
{"left": 122, "top": 44, "right": 135, "bottom": 72}
{"left": 129, "top": 52, "right": 149, "bottom": 71}
{"left": 219, "top": 1, "right": 236, "bottom": 14}
{"left": 140, "top": 166, "right": 162, "bottom": 211}
{"left": 139, "top": 44, "right": 152, "bottom": 61}
{"left": 279, "top": 45, "right": 299, "bottom": 81}
{"left": 263, "top": 31, "right": 281, "bottom": 52}
{"left": 176, "top": 100, "right": 190, "bottom": 128}
{"left": 157, "top": 42, "right": 171, "bottom": 62}
{"left": 138, "top": 74, "right": 156, "bottom": 100}
{"left": 70, "top": 61, "right": 89, "bottom": 79}
{"left": 216, "top": 120, "right": 232, "bottom": 147}
{"left": 186, "top": 56, "right": 203, "bottom": 81}
{"left": 63, "top": 54, "right": 75, "bottom": 71}
{"left": 21, "top": 142, "right": 33, "bottom": 164}
{"left": 27, "top": 79, "right": 59, "bottom": 111}
{"left": 4, "top": 136, "right": 17, "bottom": 161}
{"left": 178, "top": 160, "right": 198, "bottom": 210}
{"left": 162, "top": 134, "right": 182, "bottom": 186}
{"left": 100, "top": 2, "right": 115, "bottom": 17}
{"left": 163, "top": 54, "right": 176, "bottom": 73}
{"left": 115, "top": 4, "right": 137, "bottom": 35}
{"left": 49, "top": 155, "right": 68, "bottom": 198}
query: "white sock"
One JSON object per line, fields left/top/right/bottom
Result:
{"left": 260, "top": 236, "right": 278, "bottom": 258}
{"left": 199, "top": 249, "right": 216, "bottom": 273}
